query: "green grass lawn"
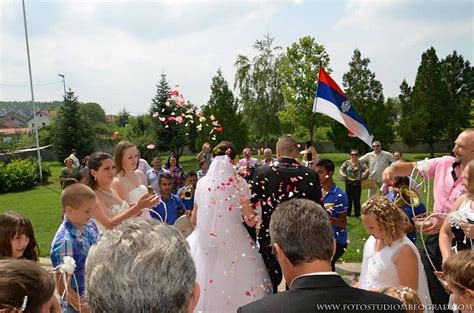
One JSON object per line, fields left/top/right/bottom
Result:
{"left": 0, "top": 153, "right": 442, "bottom": 261}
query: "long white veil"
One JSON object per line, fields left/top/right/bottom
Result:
{"left": 194, "top": 154, "right": 250, "bottom": 247}
{"left": 188, "top": 155, "right": 272, "bottom": 312}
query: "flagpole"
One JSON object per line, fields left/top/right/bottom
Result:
{"left": 312, "top": 65, "right": 321, "bottom": 113}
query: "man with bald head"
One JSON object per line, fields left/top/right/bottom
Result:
{"left": 250, "top": 134, "right": 322, "bottom": 293}
{"left": 237, "top": 147, "right": 258, "bottom": 180}
{"left": 383, "top": 128, "right": 474, "bottom": 310}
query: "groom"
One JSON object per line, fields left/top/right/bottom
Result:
{"left": 251, "top": 135, "right": 322, "bottom": 292}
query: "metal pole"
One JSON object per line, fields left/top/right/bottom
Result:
{"left": 58, "top": 74, "right": 66, "bottom": 97}
{"left": 22, "top": 0, "right": 42, "bottom": 181}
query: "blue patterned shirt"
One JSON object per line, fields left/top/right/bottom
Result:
{"left": 50, "top": 218, "right": 100, "bottom": 296}
{"left": 323, "top": 184, "right": 348, "bottom": 244}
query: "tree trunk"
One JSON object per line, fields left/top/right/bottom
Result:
{"left": 429, "top": 142, "right": 435, "bottom": 158}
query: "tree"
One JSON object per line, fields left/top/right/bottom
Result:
{"left": 116, "top": 109, "right": 131, "bottom": 127}
{"left": 200, "top": 69, "right": 248, "bottom": 152}
{"left": 51, "top": 90, "right": 95, "bottom": 160}
{"left": 234, "top": 34, "right": 284, "bottom": 144}
{"left": 278, "top": 36, "right": 331, "bottom": 141}
{"left": 398, "top": 47, "right": 449, "bottom": 157}
{"left": 79, "top": 102, "right": 106, "bottom": 123}
{"left": 122, "top": 115, "right": 156, "bottom": 161}
{"left": 440, "top": 51, "right": 473, "bottom": 144}
{"left": 329, "top": 49, "right": 394, "bottom": 153}
{"left": 149, "top": 73, "right": 189, "bottom": 159}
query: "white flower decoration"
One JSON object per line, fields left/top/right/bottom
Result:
{"left": 60, "top": 256, "right": 76, "bottom": 274}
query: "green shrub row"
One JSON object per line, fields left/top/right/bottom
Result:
{"left": 0, "top": 159, "right": 51, "bottom": 193}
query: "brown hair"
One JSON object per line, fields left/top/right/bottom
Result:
{"left": 0, "top": 212, "right": 39, "bottom": 262}
{"left": 361, "top": 196, "right": 409, "bottom": 242}
{"left": 212, "top": 141, "right": 236, "bottom": 160}
{"left": 87, "top": 152, "right": 113, "bottom": 190}
{"left": 381, "top": 286, "right": 422, "bottom": 313}
{"left": 113, "top": 141, "right": 138, "bottom": 175}
{"left": 0, "top": 259, "right": 55, "bottom": 312}
{"left": 61, "top": 183, "right": 97, "bottom": 210}
{"left": 443, "top": 250, "right": 474, "bottom": 294}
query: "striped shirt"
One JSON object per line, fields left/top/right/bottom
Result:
{"left": 50, "top": 218, "right": 100, "bottom": 296}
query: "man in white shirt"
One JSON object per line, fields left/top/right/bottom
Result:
{"left": 359, "top": 141, "right": 395, "bottom": 198}
{"left": 69, "top": 149, "right": 80, "bottom": 168}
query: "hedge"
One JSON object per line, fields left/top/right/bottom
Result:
{"left": 0, "top": 159, "right": 51, "bottom": 193}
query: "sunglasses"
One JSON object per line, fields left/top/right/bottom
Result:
{"left": 372, "top": 145, "right": 380, "bottom": 148}
{"left": 351, "top": 153, "right": 358, "bottom": 156}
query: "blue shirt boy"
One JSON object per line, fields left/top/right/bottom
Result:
{"left": 386, "top": 191, "right": 427, "bottom": 244}
{"left": 151, "top": 194, "right": 186, "bottom": 225}
{"left": 50, "top": 218, "right": 100, "bottom": 296}
{"left": 177, "top": 185, "right": 194, "bottom": 210}
{"left": 323, "top": 183, "right": 349, "bottom": 245}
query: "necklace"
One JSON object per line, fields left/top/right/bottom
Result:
{"left": 97, "top": 186, "right": 115, "bottom": 198}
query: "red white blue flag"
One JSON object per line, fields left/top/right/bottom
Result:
{"left": 313, "top": 67, "right": 373, "bottom": 147}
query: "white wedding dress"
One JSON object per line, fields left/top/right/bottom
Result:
{"left": 360, "top": 236, "right": 432, "bottom": 312}
{"left": 187, "top": 155, "right": 272, "bottom": 312}
{"left": 94, "top": 201, "right": 129, "bottom": 233}
{"left": 128, "top": 184, "right": 151, "bottom": 218}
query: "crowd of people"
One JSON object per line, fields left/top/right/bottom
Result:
{"left": 0, "top": 130, "right": 473, "bottom": 313}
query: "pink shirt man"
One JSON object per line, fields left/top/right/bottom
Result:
{"left": 420, "top": 156, "right": 465, "bottom": 214}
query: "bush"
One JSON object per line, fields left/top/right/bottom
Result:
{"left": 0, "top": 159, "right": 51, "bottom": 193}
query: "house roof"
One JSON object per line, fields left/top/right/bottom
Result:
{"left": 0, "top": 112, "right": 29, "bottom": 122}
{"left": 27, "top": 109, "right": 51, "bottom": 121}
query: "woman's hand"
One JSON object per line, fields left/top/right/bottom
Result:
{"left": 135, "top": 193, "right": 161, "bottom": 211}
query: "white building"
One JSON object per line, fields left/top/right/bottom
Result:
{"left": 28, "top": 110, "right": 51, "bottom": 132}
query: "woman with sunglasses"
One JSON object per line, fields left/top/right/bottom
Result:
{"left": 339, "top": 149, "right": 368, "bottom": 217}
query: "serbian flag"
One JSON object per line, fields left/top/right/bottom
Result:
{"left": 313, "top": 67, "right": 373, "bottom": 147}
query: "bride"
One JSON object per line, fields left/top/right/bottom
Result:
{"left": 188, "top": 141, "right": 272, "bottom": 312}
{"left": 111, "top": 141, "right": 154, "bottom": 218}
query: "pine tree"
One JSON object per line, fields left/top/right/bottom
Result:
{"left": 398, "top": 47, "right": 449, "bottom": 156}
{"left": 329, "top": 49, "right": 394, "bottom": 153}
{"left": 52, "top": 90, "right": 95, "bottom": 160}
{"left": 149, "top": 73, "right": 188, "bottom": 159}
{"left": 200, "top": 69, "right": 248, "bottom": 152}
{"left": 440, "top": 51, "right": 473, "bottom": 144}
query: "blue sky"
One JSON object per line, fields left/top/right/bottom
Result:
{"left": 1, "top": 0, "right": 472, "bottom": 115}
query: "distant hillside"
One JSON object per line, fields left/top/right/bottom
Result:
{"left": 0, "top": 101, "right": 62, "bottom": 117}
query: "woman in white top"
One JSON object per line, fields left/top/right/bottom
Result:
{"left": 88, "top": 152, "right": 160, "bottom": 233}
{"left": 111, "top": 141, "right": 157, "bottom": 218}
{"left": 439, "top": 159, "right": 474, "bottom": 263}
{"left": 359, "top": 196, "right": 432, "bottom": 312}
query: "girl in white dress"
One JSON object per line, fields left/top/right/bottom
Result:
{"left": 359, "top": 196, "right": 432, "bottom": 312}
{"left": 187, "top": 141, "right": 272, "bottom": 313}
{"left": 87, "top": 152, "right": 160, "bottom": 233}
{"left": 111, "top": 141, "right": 155, "bottom": 218}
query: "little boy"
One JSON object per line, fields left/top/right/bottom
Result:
{"left": 51, "top": 183, "right": 100, "bottom": 313}
{"left": 178, "top": 171, "right": 198, "bottom": 211}
{"left": 151, "top": 173, "right": 186, "bottom": 224}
